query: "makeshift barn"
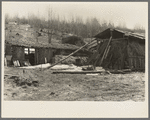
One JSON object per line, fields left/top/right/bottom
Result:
{"left": 5, "top": 35, "right": 53, "bottom": 66}
{"left": 5, "top": 34, "right": 89, "bottom": 66}
{"left": 37, "top": 35, "right": 89, "bottom": 65}
{"left": 88, "top": 28, "right": 145, "bottom": 70}
{"left": 5, "top": 23, "right": 90, "bottom": 67}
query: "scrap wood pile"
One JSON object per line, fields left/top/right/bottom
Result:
{"left": 52, "top": 64, "right": 107, "bottom": 74}
{"left": 51, "top": 64, "right": 132, "bottom": 74}
{"left": 54, "top": 55, "right": 88, "bottom": 65}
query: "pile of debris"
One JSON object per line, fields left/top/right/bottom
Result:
{"left": 54, "top": 55, "right": 88, "bottom": 65}
{"left": 52, "top": 64, "right": 107, "bottom": 74}
{"left": 51, "top": 64, "right": 132, "bottom": 74}
{"left": 12, "top": 69, "right": 39, "bottom": 87}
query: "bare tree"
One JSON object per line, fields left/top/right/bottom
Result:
{"left": 5, "top": 13, "right": 9, "bottom": 24}
{"left": 133, "top": 24, "right": 145, "bottom": 33}
{"left": 47, "top": 6, "right": 54, "bottom": 43}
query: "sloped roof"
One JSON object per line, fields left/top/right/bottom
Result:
{"left": 95, "top": 28, "right": 145, "bottom": 40}
{"left": 5, "top": 24, "right": 82, "bottom": 50}
{"left": 114, "top": 29, "right": 145, "bottom": 39}
{"left": 5, "top": 34, "right": 80, "bottom": 50}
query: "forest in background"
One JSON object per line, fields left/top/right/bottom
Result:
{"left": 5, "top": 10, "right": 145, "bottom": 38}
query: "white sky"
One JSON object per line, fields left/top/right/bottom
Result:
{"left": 2, "top": 2, "right": 148, "bottom": 29}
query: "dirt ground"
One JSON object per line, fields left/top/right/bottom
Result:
{"left": 4, "top": 66, "right": 145, "bottom": 101}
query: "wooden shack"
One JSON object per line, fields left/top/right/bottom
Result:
{"left": 5, "top": 34, "right": 88, "bottom": 66}
{"left": 88, "top": 28, "right": 145, "bottom": 70}
{"left": 5, "top": 23, "right": 90, "bottom": 67}
{"left": 5, "top": 35, "right": 53, "bottom": 66}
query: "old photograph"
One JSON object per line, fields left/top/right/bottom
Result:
{"left": 1, "top": 1, "right": 148, "bottom": 118}
{"left": 3, "top": 2, "right": 147, "bottom": 101}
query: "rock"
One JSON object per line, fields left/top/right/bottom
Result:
{"left": 32, "top": 81, "right": 39, "bottom": 87}
{"left": 50, "top": 92, "right": 55, "bottom": 95}
{"left": 22, "top": 85, "right": 27, "bottom": 88}
{"left": 12, "top": 93, "right": 17, "bottom": 97}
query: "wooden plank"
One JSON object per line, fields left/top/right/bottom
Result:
{"left": 109, "top": 69, "right": 131, "bottom": 74}
{"left": 52, "top": 70, "right": 105, "bottom": 74}
{"left": 4, "top": 74, "right": 19, "bottom": 76}
{"left": 121, "top": 54, "right": 124, "bottom": 69}
{"left": 104, "top": 45, "right": 111, "bottom": 59}
{"left": 95, "top": 36, "right": 112, "bottom": 67}
{"left": 139, "top": 58, "right": 141, "bottom": 68}
{"left": 4, "top": 57, "right": 7, "bottom": 67}
{"left": 37, "top": 49, "right": 39, "bottom": 64}
{"left": 130, "top": 58, "right": 132, "bottom": 69}
{"left": 129, "top": 56, "right": 144, "bottom": 58}
{"left": 111, "top": 38, "right": 127, "bottom": 41}
{"left": 34, "top": 49, "right": 36, "bottom": 65}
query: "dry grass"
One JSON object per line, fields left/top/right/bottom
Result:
{"left": 4, "top": 67, "right": 145, "bottom": 101}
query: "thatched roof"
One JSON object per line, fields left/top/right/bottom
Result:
{"left": 95, "top": 28, "right": 145, "bottom": 40}
{"left": 5, "top": 24, "right": 82, "bottom": 50}
{"left": 5, "top": 33, "right": 80, "bottom": 50}
{"left": 5, "top": 38, "right": 80, "bottom": 50}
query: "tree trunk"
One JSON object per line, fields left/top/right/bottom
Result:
{"left": 48, "top": 30, "right": 51, "bottom": 43}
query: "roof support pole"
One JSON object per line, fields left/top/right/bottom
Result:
{"left": 95, "top": 29, "right": 113, "bottom": 67}
{"left": 44, "top": 39, "right": 97, "bottom": 70}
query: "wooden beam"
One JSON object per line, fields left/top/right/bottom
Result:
{"left": 52, "top": 70, "right": 105, "bottom": 74}
{"left": 4, "top": 57, "right": 7, "bottom": 67}
{"left": 97, "top": 36, "right": 112, "bottom": 66}
{"left": 44, "top": 39, "right": 97, "bottom": 70}
{"left": 104, "top": 45, "right": 111, "bottom": 59}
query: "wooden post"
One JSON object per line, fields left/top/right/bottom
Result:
{"left": 4, "top": 57, "right": 7, "bottom": 67}
{"left": 37, "top": 49, "right": 38, "bottom": 64}
{"left": 135, "top": 58, "right": 137, "bottom": 69}
{"left": 34, "top": 48, "right": 37, "bottom": 65}
{"left": 139, "top": 58, "right": 141, "bottom": 68}
{"left": 104, "top": 45, "right": 111, "bottom": 59}
{"left": 126, "top": 38, "right": 131, "bottom": 69}
{"left": 94, "top": 29, "right": 113, "bottom": 67}
{"left": 45, "top": 57, "right": 47, "bottom": 64}
{"left": 98, "top": 36, "right": 112, "bottom": 66}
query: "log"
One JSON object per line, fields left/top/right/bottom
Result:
{"left": 4, "top": 74, "right": 19, "bottom": 76}
{"left": 104, "top": 45, "right": 111, "bottom": 59}
{"left": 109, "top": 69, "right": 132, "bottom": 74}
{"left": 95, "top": 36, "right": 112, "bottom": 66}
{"left": 52, "top": 70, "right": 105, "bottom": 74}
